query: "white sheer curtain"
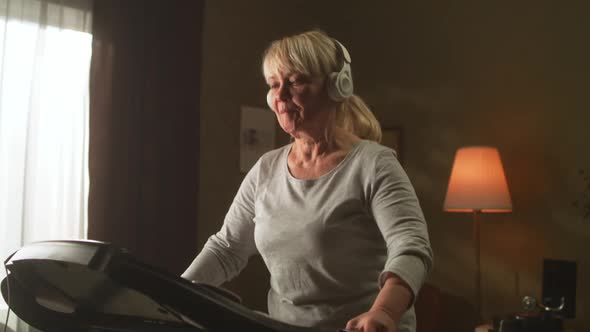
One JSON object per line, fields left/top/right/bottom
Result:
{"left": 0, "top": 0, "right": 92, "bottom": 331}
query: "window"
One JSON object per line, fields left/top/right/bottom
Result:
{"left": 0, "top": 0, "right": 92, "bottom": 330}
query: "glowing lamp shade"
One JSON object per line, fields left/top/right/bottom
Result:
{"left": 444, "top": 146, "right": 512, "bottom": 213}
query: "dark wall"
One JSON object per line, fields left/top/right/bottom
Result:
{"left": 198, "top": 1, "right": 590, "bottom": 330}
{"left": 88, "top": 0, "right": 203, "bottom": 274}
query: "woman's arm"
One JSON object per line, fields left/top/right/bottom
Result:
{"left": 347, "top": 148, "right": 432, "bottom": 331}
{"left": 181, "top": 159, "right": 261, "bottom": 285}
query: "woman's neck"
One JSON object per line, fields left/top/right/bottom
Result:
{"left": 291, "top": 127, "right": 359, "bottom": 163}
{"left": 288, "top": 128, "right": 360, "bottom": 180}
{"left": 293, "top": 134, "right": 331, "bottom": 162}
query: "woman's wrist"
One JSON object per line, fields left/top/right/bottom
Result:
{"left": 371, "top": 273, "right": 413, "bottom": 322}
{"left": 370, "top": 306, "right": 397, "bottom": 322}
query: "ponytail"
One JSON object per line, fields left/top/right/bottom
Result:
{"left": 335, "top": 95, "right": 382, "bottom": 142}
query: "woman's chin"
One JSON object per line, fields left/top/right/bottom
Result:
{"left": 278, "top": 119, "right": 298, "bottom": 135}
{"left": 280, "top": 125, "right": 296, "bottom": 136}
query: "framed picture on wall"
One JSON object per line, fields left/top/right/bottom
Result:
{"left": 381, "top": 127, "right": 403, "bottom": 164}
{"left": 240, "top": 106, "right": 276, "bottom": 173}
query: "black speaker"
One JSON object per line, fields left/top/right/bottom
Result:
{"left": 542, "top": 259, "right": 577, "bottom": 318}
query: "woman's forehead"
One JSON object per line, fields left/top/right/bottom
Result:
{"left": 264, "top": 53, "right": 313, "bottom": 78}
{"left": 264, "top": 68, "right": 293, "bottom": 81}
{"left": 264, "top": 59, "right": 293, "bottom": 78}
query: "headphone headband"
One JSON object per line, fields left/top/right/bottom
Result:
{"left": 334, "top": 39, "right": 351, "bottom": 65}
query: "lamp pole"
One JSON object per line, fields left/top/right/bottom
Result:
{"left": 473, "top": 210, "right": 482, "bottom": 321}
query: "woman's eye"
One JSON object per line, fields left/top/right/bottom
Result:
{"left": 290, "top": 75, "right": 310, "bottom": 86}
{"left": 289, "top": 78, "right": 306, "bottom": 87}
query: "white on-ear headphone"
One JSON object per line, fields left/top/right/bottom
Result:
{"left": 327, "top": 39, "right": 353, "bottom": 102}
{"left": 266, "top": 90, "right": 275, "bottom": 111}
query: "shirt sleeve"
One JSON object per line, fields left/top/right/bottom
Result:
{"left": 370, "top": 149, "right": 433, "bottom": 302}
{"left": 181, "top": 159, "right": 260, "bottom": 286}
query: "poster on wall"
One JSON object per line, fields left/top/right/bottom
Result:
{"left": 240, "top": 106, "right": 276, "bottom": 173}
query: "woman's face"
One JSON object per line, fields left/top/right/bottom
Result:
{"left": 265, "top": 70, "right": 333, "bottom": 137}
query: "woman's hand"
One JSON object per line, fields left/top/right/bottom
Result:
{"left": 345, "top": 272, "right": 413, "bottom": 332}
{"left": 345, "top": 307, "right": 396, "bottom": 332}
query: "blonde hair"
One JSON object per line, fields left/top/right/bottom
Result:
{"left": 262, "top": 30, "right": 382, "bottom": 142}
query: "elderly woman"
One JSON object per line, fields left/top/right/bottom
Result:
{"left": 183, "top": 30, "right": 433, "bottom": 332}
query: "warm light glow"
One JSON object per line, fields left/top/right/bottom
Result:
{"left": 443, "top": 146, "right": 512, "bottom": 213}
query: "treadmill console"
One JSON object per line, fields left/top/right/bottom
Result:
{"left": 1, "top": 240, "right": 317, "bottom": 332}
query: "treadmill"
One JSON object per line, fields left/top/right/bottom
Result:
{"left": 1, "top": 240, "right": 325, "bottom": 332}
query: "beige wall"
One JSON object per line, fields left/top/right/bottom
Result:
{"left": 197, "top": 1, "right": 589, "bottom": 330}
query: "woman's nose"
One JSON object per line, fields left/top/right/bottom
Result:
{"left": 278, "top": 82, "right": 291, "bottom": 101}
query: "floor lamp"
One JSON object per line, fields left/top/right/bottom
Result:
{"left": 443, "top": 146, "right": 513, "bottom": 320}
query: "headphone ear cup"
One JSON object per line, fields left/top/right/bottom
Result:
{"left": 337, "top": 63, "right": 354, "bottom": 99}
{"left": 327, "top": 72, "right": 342, "bottom": 102}
{"left": 328, "top": 65, "right": 354, "bottom": 102}
{"left": 266, "top": 90, "right": 275, "bottom": 111}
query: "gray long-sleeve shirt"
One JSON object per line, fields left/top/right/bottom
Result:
{"left": 182, "top": 140, "right": 433, "bottom": 332}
